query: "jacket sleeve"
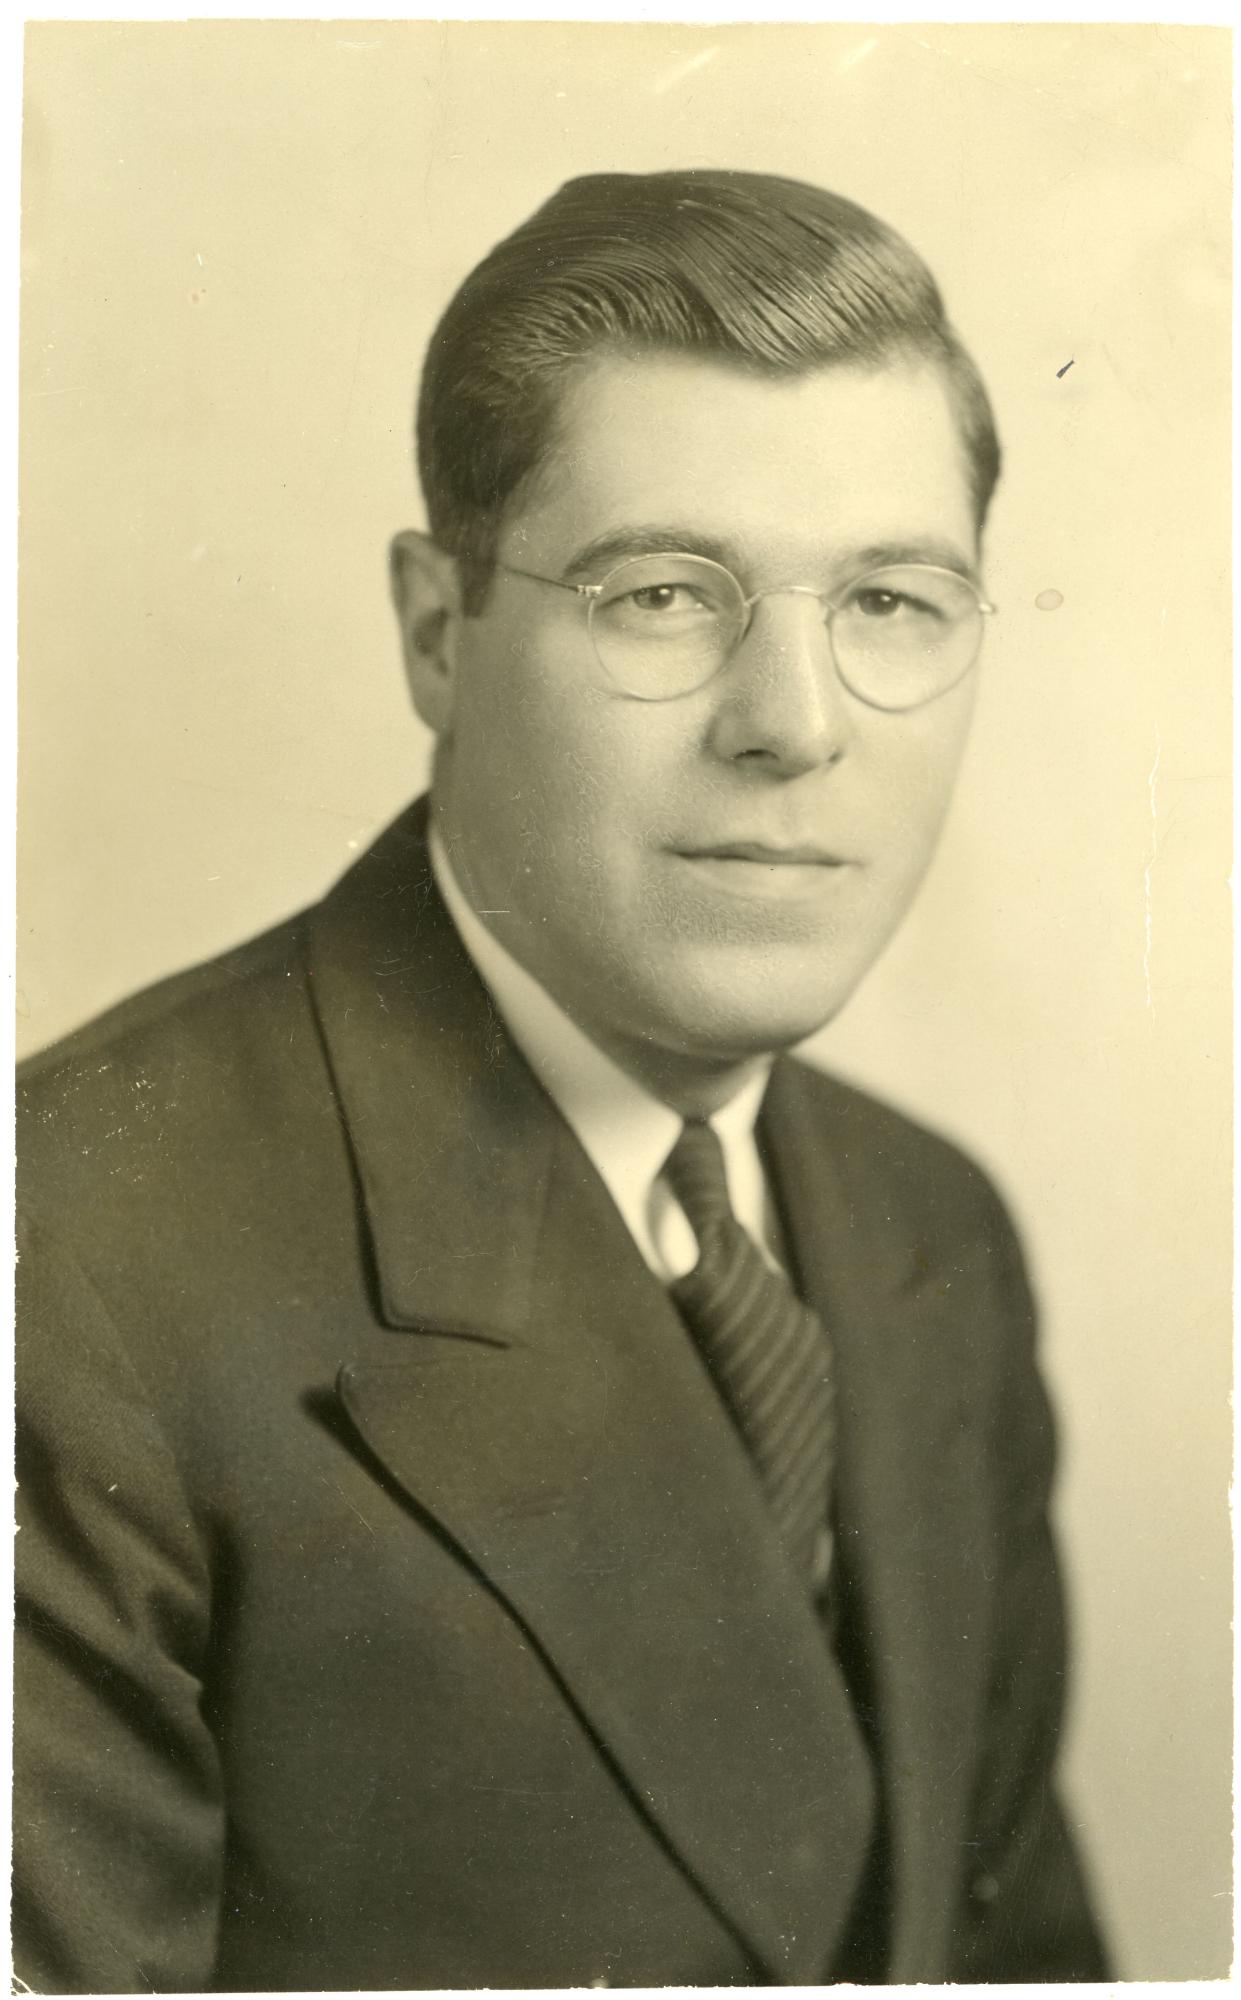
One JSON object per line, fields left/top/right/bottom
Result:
{"left": 13, "top": 1215, "right": 227, "bottom": 1994}
{"left": 947, "top": 1197, "right": 1112, "bottom": 1982}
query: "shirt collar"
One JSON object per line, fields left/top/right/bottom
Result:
{"left": 428, "top": 821, "right": 771, "bottom": 1266}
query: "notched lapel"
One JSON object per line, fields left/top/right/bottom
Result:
{"left": 305, "top": 806, "right": 558, "bottom": 1339}
{"left": 762, "top": 1059, "right": 996, "bottom": 1980}
{"left": 339, "top": 1119, "right": 876, "bottom": 1985}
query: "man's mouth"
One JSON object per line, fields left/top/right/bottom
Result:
{"left": 668, "top": 841, "right": 855, "bottom": 902}
{"left": 673, "top": 841, "right": 850, "bottom": 867}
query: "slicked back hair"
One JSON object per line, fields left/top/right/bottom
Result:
{"left": 415, "top": 170, "right": 1000, "bottom": 610}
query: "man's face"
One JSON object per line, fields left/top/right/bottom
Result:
{"left": 426, "top": 351, "right": 982, "bottom": 1092}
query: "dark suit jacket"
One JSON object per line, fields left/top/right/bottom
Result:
{"left": 14, "top": 799, "right": 1108, "bottom": 1991}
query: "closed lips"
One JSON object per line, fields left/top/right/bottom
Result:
{"left": 676, "top": 843, "right": 847, "bottom": 865}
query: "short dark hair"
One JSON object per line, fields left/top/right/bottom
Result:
{"left": 416, "top": 169, "right": 1000, "bottom": 609}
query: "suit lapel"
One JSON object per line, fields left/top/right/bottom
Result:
{"left": 761, "top": 1059, "right": 992, "bottom": 1979}
{"left": 307, "top": 806, "right": 875, "bottom": 1982}
{"left": 304, "top": 805, "right": 555, "bottom": 1340}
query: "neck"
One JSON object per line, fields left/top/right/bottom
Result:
{"left": 594, "top": 1034, "right": 771, "bottom": 1122}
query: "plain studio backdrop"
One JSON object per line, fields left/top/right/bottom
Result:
{"left": 18, "top": 21, "right": 1231, "bottom": 1981}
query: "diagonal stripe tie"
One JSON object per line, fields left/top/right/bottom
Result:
{"left": 665, "top": 1119, "right": 835, "bottom": 1597}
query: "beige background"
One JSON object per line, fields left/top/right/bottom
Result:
{"left": 19, "top": 21, "right": 1232, "bottom": 1980}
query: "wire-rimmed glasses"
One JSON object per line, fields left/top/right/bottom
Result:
{"left": 493, "top": 551, "right": 995, "bottom": 710}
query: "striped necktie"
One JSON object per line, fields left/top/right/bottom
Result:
{"left": 664, "top": 1118, "right": 835, "bottom": 1597}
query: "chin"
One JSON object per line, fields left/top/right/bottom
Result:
{"left": 643, "top": 959, "right": 861, "bottom": 1067}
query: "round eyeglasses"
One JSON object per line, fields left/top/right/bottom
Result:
{"left": 494, "top": 552, "right": 995, "bottom": 710}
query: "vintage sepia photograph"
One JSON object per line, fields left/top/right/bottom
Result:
{"left": 14, "top": 19, "right": 1231, "bottom": 1990}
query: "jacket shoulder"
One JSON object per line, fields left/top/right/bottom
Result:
{"left": 17, "top": 916, "right": 320, "bottom": 1203}
{"left": 779, "top": 1055, "right": 1023, "bottom": 1250}
{"left": 19, "top": 917, "right": 305, "bottom": 1085}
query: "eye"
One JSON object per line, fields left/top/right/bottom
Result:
{"left": 840, "top": 570, "right": 962, "bottom": 627}
{"left": 593, "top": 556, "right": 738, "bottom": 636}
{"left": 852, "top": 585, "right": 928, "bottom": 620}
{"left": 623, "top": 583, "right": 712, "bottom": 615}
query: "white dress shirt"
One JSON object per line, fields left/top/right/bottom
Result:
{"left": 429, "top": 824, "right": 780, "bottom": 1281}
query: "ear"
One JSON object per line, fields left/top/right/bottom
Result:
{"left": 389, "top": 530, "right": 466, "bottom": 736}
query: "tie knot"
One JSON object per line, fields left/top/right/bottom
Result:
{"left": 664, "top": 1120, "right": 735, "bottom": 1236}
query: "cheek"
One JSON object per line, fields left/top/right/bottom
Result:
{"left": 456, "top": 646, "right": 663, "bottom": 870}
{"left": 455, "top": 641, "right": 570, "bottom": 809}
{"left": 497, "top": 669, "right": 684, "bottom": 826}
{"left": 880, "top": 699, "right": 975, "bottom": 848}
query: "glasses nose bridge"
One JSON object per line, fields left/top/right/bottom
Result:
{"left": 734, "top": 580, "right": 837, "bottom": 659}
{"left": 740, "top": 581, "right": 831, "bottom": 614}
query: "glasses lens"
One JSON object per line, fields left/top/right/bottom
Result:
{"left": 589, "top": 555, "right": 744, "bottom": 699}
{"left": 831, "top": 566, "right": 983, "bottom": 710}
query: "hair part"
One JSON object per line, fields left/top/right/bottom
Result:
{"left": 415, "top": 170, "right": 1000, "bottom": 611}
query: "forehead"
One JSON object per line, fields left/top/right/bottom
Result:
{"left": 504, "top": 350, "right": 978, "bottom": 577}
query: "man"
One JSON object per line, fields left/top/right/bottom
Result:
{"left": 14, "top": 170, "right": 1108, "bottom": 1988}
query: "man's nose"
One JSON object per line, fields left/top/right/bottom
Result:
{"left": 706, "top": 592, "right": 854, "bottom": 776}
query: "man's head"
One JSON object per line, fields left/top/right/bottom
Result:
{"left": 392, "top": 170, "right": 1000, "bottom": 1110}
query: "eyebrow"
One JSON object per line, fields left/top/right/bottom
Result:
{"left": 561, "top": 525, "right": 740, "bottom": 581}
{"left": 836, "top": 537, "right": 980, "bottom": 581}
{"left": 560, "top": 524, "right": 980, "bottom": 586}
